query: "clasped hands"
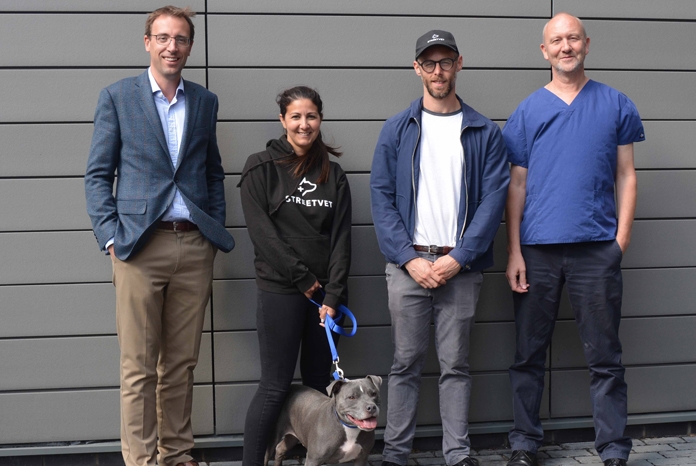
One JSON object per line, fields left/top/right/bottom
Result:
{"left": 404, "top": 255, "right": 461, "bottom": 289}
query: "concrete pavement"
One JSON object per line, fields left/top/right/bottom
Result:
{"left": 208, "top": 435, "right": 696, "bottom": 466}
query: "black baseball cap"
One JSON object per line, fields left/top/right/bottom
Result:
{"left": 415, "top": 30, "right": 459, "bottom": 59}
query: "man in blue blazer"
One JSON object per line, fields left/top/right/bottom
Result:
{"left": 84, "top": 6, "right": 234, "bottom": 466}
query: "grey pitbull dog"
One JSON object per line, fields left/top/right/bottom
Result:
{"left": 264, "top": 376, "right": 382, "bottom": 466}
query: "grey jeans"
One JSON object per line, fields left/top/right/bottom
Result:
{"left": 382, "top": 256, "right": 483, "bottom": 466}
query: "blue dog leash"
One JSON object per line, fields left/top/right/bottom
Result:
{"left": 308, "top": 291, "right": 357, "bottom": 381}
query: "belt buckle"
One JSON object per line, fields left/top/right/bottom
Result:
{"left": 172, "top": 221, "right": 182, "bottom": 232}
{"left": 428, "top": 244, "right": 439, "bottom": 254}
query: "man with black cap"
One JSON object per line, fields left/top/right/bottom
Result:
{"left": 370, "top": 30, "right": 509, "bottom": 466}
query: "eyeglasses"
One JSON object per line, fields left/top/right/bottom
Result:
{"left": 417, "top": 57, "right": 456, "bottom": 73}
{"left": 149, "top": 34, "right": 191, "bottom": 47}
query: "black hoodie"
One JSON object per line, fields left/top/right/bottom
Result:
{"left": 238, "top": 136, "right": 352, "bottom": 310}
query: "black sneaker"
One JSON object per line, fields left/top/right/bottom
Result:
{"left": 507, "top": 450, "right": 538, "bottom": 466}
{"left": 451, "top": 457, "right": 479, "bottom": 466}
{"left": 603, "top": 459, "right": 627, "bottom": 466}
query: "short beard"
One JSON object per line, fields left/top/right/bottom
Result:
{"left": 424, "top": 75, "right": 455, "bottom": 100}
{"left": 554, "top": 55, "right": 584, "bottom": 75}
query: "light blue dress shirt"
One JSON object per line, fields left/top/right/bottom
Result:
{"left": 148, "top": 68, "right": 193, "bottom": 222}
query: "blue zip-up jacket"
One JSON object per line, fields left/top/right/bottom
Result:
{"left": 370, "top": 96, "right": 510, "bottom": 271}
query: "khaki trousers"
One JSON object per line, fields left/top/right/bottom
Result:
{"left": 113, "top": 229, "right": 215, "bottom": 466}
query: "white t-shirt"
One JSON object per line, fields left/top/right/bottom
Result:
{"left": 413, "top": 108, "right": 463, "bottom": 248}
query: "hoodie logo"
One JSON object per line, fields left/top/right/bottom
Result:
{"left": 297, "top": 177, "right": 317, "bottom": 197}
{"left": 285, "top": 176, "right": 333, "bottom": 208}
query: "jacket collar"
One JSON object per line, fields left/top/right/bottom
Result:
{"left": 408, "top": 95, "right": 486, "bottom": 128}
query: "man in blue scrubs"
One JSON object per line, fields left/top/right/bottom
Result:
{"left": 502, "top": 13, "right": 645, "bottom": 466}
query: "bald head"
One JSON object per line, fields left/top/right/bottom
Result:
{"left": 540, "top": 12, "right": 589, "bottom": 79}
{"left": 543, "top": 13, "right": 587, "bottom": 42}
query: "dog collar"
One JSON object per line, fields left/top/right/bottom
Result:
{"left": 335, "top": 410, "right": 358, "bottom": 429}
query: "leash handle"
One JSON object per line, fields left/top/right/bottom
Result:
{"left": 308, "top": 290, "right": 358, "bottom": 380}
{"left": 308, "top": 292, "right": 357, "bottom": 337}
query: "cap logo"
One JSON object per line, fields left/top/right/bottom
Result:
{"left": 427, "top": 34, "right": 445, "bottom": 44}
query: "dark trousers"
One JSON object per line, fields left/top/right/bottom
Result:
{"left": 242, "top": 290, "right": 339, "bottom": 466}
{"left": 508, "top": 241, "right": 631, "bottom": 461}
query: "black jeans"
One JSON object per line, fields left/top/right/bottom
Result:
{"left": 242, "top": 290, "right": 339, "bottom": 466}
{"left": 508, "top": 241, "right": 631, "bottom": 461}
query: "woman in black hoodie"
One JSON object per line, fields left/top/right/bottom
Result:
{"left": 240, "top": 86, "right": 352, "bottom": 466}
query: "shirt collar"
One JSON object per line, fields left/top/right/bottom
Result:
{"left": 147, "top": 67, "right": 185, "bottom": 97}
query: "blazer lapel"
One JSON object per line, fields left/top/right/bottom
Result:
{"left": 135, "top": 71, "right": 170, "bottom": 158}
{"left": 176, "top": 80, "right": 200, "bottom": 171}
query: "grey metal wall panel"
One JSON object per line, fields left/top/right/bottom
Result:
{"left": 635, "top": 171, "right": 696, "bottom": 219}
{"left": 0, "top": 1, "right": 206, "bottom": 12}
{"left": 0, "top": 14, "right": 205, "bottom": 67}
{"left": 0, "top": 385, "right": 212, "bottom": 443}
{"left": 215, "top": 383, "right": 259, "bottom": 434}
{"left": 213, "top": 226, "right": 384, "bottom": 280}
{"left": 218, "top": 122, "right": 381, "bottom": 174}
{"left": 213, "top": 323, "right": 516, "bottom": 386}
{"left": 5, "top": 221, "right": 692, "bottom": 286}
{"left": 621, "top": 269, "right": 696, "bottom": 317}
{"left": 213, "top": 229, "right": 257, "bottom": 280}
{"left": 224, "top": 174, "right": 244, "bottom": 227}
{"left": 623, "top": 220, "right": 696, "bottom": 268}
{"left": 212, "top": 279, "right": 258, "bottom": 331}
{"left": 477, "top": 273, "right": 516, "bottom": 323}
{"left": 213, "top": 331, "right": 263, "bottom": 382}
{"left": 344, "top": 276, "right": 390, "bottom": 326}
{"left": 0, "top": 69, "right": 206, "bottom": 123}
{"left": 211, "top": 274, "right": 525, "bottom": 329}
{"left": 208, "top": 0, "right": 550, "bottom": 16}
{"left": 582, "top": 20, "right": 696, "bottom": 70}
{"left": 212, "top": 276, "right": 391, "bottom": 331}
{"left": 636, "top": 122, "right": 696, "bottom": 169}
{"left": 214, "top": 373, "right": 534, "bottom": 435}
{"left": 552, "top": 316, "right": 696, "bottom": 369}
{"left": 208, "top": 16, "right": 545, "bottom": 69}
{"left": 0, "top": 124, "right": 93, "bottom": 177}
{"left": 1, "top": 283, "right": 115, "bottom": 337}
{"left": 554, "top": 0, "right": 696, "bottom": 20}
{"left": 590, "top": 71, "right": 696, "bottom": 120}
{"left": 0, "top": 179, "right": 89, "bottom": 231}
{"left": 0, "top": 334, "right": 213, "bottom": 390}
{"left": 349, "top": 174, "right": 372, "bottom": 225}
{"left": 412, "top": 374, "right": 548, "bottom": 425}
{"left": 223, "top": 173, "right": 371, "bottom": 227}
{"left": 400, "top": 324, "right": 520, "bottom": 375}
{"left": 0, "top": 336, "right": 119, "bottom": 390}
{"left": 210, "top": 69, "right": 549, "bottom": 121}
{"left": 558, "top": 269, "right": 696, "bottom": 320}
{"left": 349, "top": 227, "right": 385, "bottom": 276}
{"left": 551, "top": 365, "right": 696, "bottom": 417}
{"left": 0, "top": 231, "right": 111, "bottom": 285}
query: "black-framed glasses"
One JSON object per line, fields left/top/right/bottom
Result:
{"left": 149, "top": 34, "right": 191, "bottom": 47}
{"left": 417, "top": 57, "right": 456, "bottom": 73}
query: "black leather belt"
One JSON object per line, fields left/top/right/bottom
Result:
{"left": 158, "top": 221, "right": 199, "bottom": 232}
{"left": 414, "top": 244, "right": 453, "bottom": 255}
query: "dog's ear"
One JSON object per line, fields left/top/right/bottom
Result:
{"left": 327, "top": 379, "right": 345, "bottom": 397}
{"left": 366, "top": 375, "right": 382, "bottom": 391}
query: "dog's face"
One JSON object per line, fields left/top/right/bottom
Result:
{"left": 328, "top": 375, "right": 382, "bottom": 431}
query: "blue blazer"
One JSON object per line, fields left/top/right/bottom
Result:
{"left": 85, "top": 71, "right": 235, "bottom": 260}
